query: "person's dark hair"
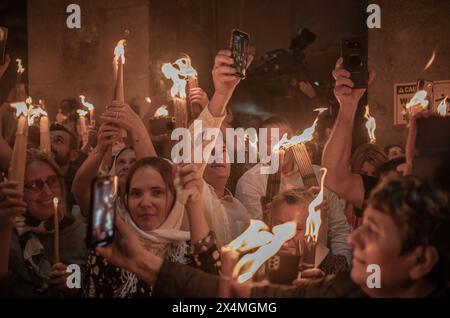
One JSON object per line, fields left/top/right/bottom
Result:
{"left": 368, "top": 175, "right": 450, "bottom": 286}
{"left": 315, "top": 109, "right": 337, "bottom": 143}
{"left": 124, "top": 157, "right": 176, "bottom": 211}
{"left": 50, "top": 123, "right": 78, "bottom": 150}
{"left": 260, "top": 116, "right": 292, "bottom": 131}
{"left": 377, "top": 156, "right": 406, "bottom": 176}
{"left": 384, "top": 144, "right": 404, "bottom": 155}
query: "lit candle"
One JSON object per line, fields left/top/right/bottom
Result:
{"left": 113, "top": 40, "right": 127, "bottom": 138}
{"left": 53, "top": 197, "right": 60, "bottom": 263}
{"left": 39, "top": 115, "right": 51, "bottom": 154}
{"left": 8, "top": 102, "right": 29, "bottom": 193}
{"left": 77, "top": 109, "right": 88, "bottom": 147}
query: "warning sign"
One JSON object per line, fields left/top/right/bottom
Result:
{"left": 394, "top": 82, "right": 416, "bottom": 127}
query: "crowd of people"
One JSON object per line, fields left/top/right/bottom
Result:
{"left": 0, "top": 47, "right": 449, "bottom": 299}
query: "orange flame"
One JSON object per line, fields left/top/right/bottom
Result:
{"left": 406, "top": 90, "right": 429, "bottom": 109}
{"left": 161, "top": 56, "right": 198, "bottom": 98}
{"left": 280, "top": 108, "right": 327, "bottom": 149}
{"left": 79, "top": 95, "right": 94, "bottom": 111}
{"left": 364, "top": 105, "right": 376, "bottom": 144}
{"left": 114, "top": 40, "right": 126, "bottom": 64}
{"left": 305, "top": 168, "right": 327, "bottom": 243}
{"left": 153, "top": 105, "right": 169, "bottom": 118}
{"left": 224, "top": 221, "right": 297, "bottom": 283}
{"left": 437, "top": 96, "right": 448, "bottom": 117}
{"left": 16, "top": 59, "right": 25, "bottom": 74}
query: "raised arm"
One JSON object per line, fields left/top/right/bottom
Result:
{"left": 100, "top": 102, "right": 156, "bottom": 159}
{"left": 72, "top": 123, "right": 120, "bottom": 216}
{"left": 322, "top": 58, "right": 374, "bottom": 209}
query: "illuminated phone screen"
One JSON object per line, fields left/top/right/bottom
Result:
{"left": 231, "top": 30, "right": 249, "bottom": 78}
{"left": 90, "top": 177, "right": 117, "bottom": 247}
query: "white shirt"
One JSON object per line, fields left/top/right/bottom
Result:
{"left": 235, "top": 163, "right": 352, "bottom": 265}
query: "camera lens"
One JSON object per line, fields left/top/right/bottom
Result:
{"left": 347, "top": 41, "right": 361, "bottom": 49}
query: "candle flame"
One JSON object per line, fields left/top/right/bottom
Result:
{"left": 77, "top": 109, "right": 88, "bottom": 117}
{"left": 153, "top": 105, "right": 169, "bottom": 118}
{"left": 406, "top": 90, "right": 429, "bottom": 109}
{"left": 10, "top": 102, "right": 28, "bottom": 118}
{"left": 161, "top": 56, "right": 198, "bottom": 98}
{"left": 279, "top": 108, "right": 327, "bottom": 149}
{"left": 29, "top": 106, "right": 48, "bottom": 125}
{"left": 79, "top": 95, "right": 94, "bottom": 111}
{"left": 145, "top": 97, "right": 152, "bottom": 104}
{"left": 437, "top": 96, "right": 448, "bottom": 117}
{"left": 223, "top": 220, "right": 296, "bottom": 283}
{"left": 114, "top": 40, "right": 126, "bottom": 64}
{"left": 16, "top": 59, "right": 25, "bottom": 74}
{"left": 364, "top": 105, "right": 377, "bottom": 144}
{"left": 305, "top": 168, "right": 327, "bottom": 243}
{"left": 53, "top": 197, "right": 59, "bottom": 210}
{"left": 423, "top": 49, "right": 436, "bottom": 71}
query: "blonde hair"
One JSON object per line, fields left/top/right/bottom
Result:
{"left": 351, "top": 143, "right": 387, "bottom": 175}
{"left": 266, "top": 187, "right": 314, "bottom": 225}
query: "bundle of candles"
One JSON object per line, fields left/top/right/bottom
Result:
{"left": 161, "top": 56, "right": 198, "bottom": 128}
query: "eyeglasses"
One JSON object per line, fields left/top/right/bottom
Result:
{"left": 24, "top": 175, "right": 60, "bottom": 193}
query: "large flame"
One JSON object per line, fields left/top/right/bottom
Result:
{"left": 16, "top": 59, "right": 25, "bottom": 74}
{"left": 305, "top": 168, "right": 327, "bottom": 243}
{"left": 11, "top": 102, "right": 28, "bottom": 118}
{"left": 406, "top": 90, "right": 429, "bottom": 109}
{"left": 114, "top": 40, "right": 126, "bottom": 64}
{"left": 224, "top": 221, "right": 296, "bottom": 283}
{"left": 153, "top": 105, "right": 169, "bottom": 118}
{"left": 364, "top": 105, "right": 377, "bottom": 144}
{"left": 437, "top": 96, "right": 448, "bottom": 117}
{"left": 280, "top": 108, "right": 327, "bottom": 149}
{"left": 79, "top": 95, "right": 94, "bottom": 111}
{"left": 161, "top": 56, "right": 198, "bottom": 98}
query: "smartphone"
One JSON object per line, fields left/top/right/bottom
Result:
{"left": 149, "top": 117, "right": 176, "bottom": 135}
{"left": 230, "top": 29, "right": 250, "bottom": 78}
{"left": 87, "top": 176, "right": 118, "bottom": 248}
{"left": 0, "top": 27, "right": 8, "bottom": 65}
{"left": 341, "top": 37, "right": 368, "bottom": 88}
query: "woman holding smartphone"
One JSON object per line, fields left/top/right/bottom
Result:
{"left": 0, "top": 150, "right": 87, "bottom": 297}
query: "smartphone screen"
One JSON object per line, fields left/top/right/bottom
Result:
{"left": 0, "top": 27, "right": 8, "bottom": 65}
{"left": 88, "top": 176, "right": 118, "bottom": 247}
{"left": 230, "top": 29, "right": 249, "bottom": 78}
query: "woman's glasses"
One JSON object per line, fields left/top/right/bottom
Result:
{"left": 24, "top": 175, "right": 60, "bottom": 193}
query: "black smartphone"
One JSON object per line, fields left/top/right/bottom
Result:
{"left": 230, "top": 29, "right": 250, "bottom": 78}
{"left": 0, "top": 27, "right": 8, "bottom": 65}
{"left": 341, "top": 37, "right": 368, "bottom": 89}
{"left": 149, "top": 117, "right": 176, "bottom": 135}
{"left": 87, "top": 176, "right": 118, "bottom": 248}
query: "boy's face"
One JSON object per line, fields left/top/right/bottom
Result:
{"left": 348, "top": 205, "right": 418, "bottom": 295}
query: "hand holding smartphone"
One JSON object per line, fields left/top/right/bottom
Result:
{"left": 230, "top": 29, "right": 250, "bottom": 78}
{"left": 87, "top": 176, "right": 118, "bottom": 248}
